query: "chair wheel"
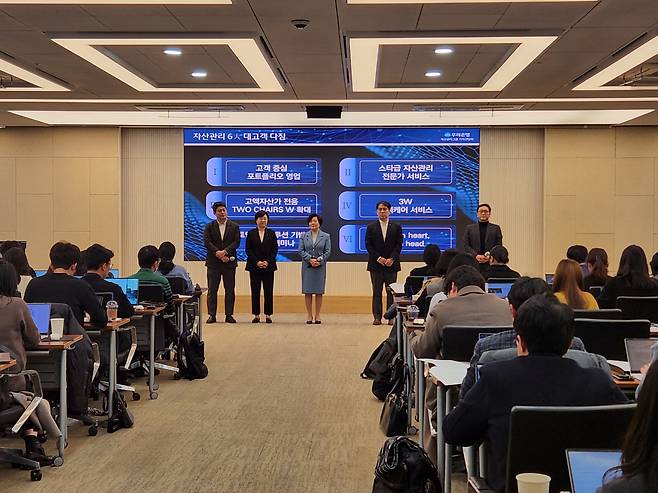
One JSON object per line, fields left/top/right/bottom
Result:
{"left": 132, "top": 392, "right": 141, "bottom": 401}
{"left": 31, "top": 470, "right": 42, "bottom": 481}
{"left": 174, "top": 373, "right": 181, "bottom": 380}
{"left": 154, "top": 369, "right": 160, "bottom": 376}
{"left": 150, "top": 392, "right": 158, "bottom": 400}
{"left": 37, "top": 432, "right": 48, "bottom": 443}
{"left": 52, "top": 456, "right": 64, "bottom": 467}
{"left": 153, "top": 383, "right": 159, "bottom": 391}
{"left": 88, "top": 425, "right": 98, "bottom": 436}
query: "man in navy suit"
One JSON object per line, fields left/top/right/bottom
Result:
{"left": 365, "top": 201, "right": 404, "bottom": 325}
{"left": 443, "top": 293, "right": 627, "bottom": 492}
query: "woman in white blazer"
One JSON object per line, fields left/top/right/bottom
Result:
{"left": 298, "top": 214, "right": 331, "bottom": 324}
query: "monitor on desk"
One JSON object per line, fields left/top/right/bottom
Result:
{"left": 34, "top": 269, "right": 48, "bottom": 277}
{"left": 485, "top": 282, "right": 513, "bottom": 299}
{"left": 109, "top": 268, "right": 120, "bottom": 278}
{"left": 567, "top": 449, "right": 621, "bottom": 493}
{"left": 27, "top": 303, "right": 51, "bottom": 336}
{"left": 105, "top": 278, "right": 139, "bottom": 305}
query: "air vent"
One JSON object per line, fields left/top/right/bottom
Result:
{"left": 134, "top": 105, "right": 246, "bottom": 112}
{"left": 413, "top": 104, "right": 525, "bottom": 112}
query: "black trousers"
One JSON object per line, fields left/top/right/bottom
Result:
{"left": 370, "top": 270, "right": 397, "bottom": 319}
{"left": 249, "top": 270, "right": 274, "bottom": 315}
{"left": 207, "top": 266, "right": 236, "bottom": 317}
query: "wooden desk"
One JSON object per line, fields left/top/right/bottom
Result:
{"left": 133, "top": 305, "right": 166, "bottom": 399}
{"left": 30, "top": 334, "right": 83, "bottom": 460}
{"left": 0, "top": 354, "right": 16, "bottom": 373}
{"left": 614, "top": 376, "right": 640, "bottom": 390}
{"left": 85, "top": 318, "right": 131, "bottom": 331}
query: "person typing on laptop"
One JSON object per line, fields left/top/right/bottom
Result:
{"left": 24, "top": 242, "right": 107, "bottom": 328}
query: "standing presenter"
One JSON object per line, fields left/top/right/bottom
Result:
{"left": 462, "top": 203, "right": 503, "bottom": 271}
{"left": 298, "top": 214, "right": 331, "bottom": 324}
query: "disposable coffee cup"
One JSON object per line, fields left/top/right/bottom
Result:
{"left": 50, "top": 318, "right": 64, "bottom": 341}
{"left": 516, "top": 473, "right": 551, "bottom": 493}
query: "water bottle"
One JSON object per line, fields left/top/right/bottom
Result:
{"left": 106, "top": 300, "right": 119, "bottom": 321}
{"left": 407, "top": 304, "right": 419, "bottom": 322}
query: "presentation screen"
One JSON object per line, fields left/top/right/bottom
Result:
{"left": 183, "top": 127, "right": 480, "bottom": 262}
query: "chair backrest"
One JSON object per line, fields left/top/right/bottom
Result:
{"left": 138, "top": 282, "right": 164, "bottom": 303}
{"left": 573, "top": 308, "right": 623, "bottom": 320}
{"left": 573, "top": 318, "right": 650, "bottom": 360}
{"left": 166, "top": 276, "right": 187, "bottom": 295}
{"left": 506, "top": 404, "right": 636, "bottom": 493}
{"left": 95, "top": 291, "right": 114, "bottom": 308}
{"left": 441, "top": 325, "right": 514, "bottom": 361}
{"left": 487, "top": 278, "right": 518, "bottom": 283}
{"left": 616, "top": 296, "right": 658, "bottom": 323}
{"left": 589, "top": 286, "right": 603, "bottom": 298}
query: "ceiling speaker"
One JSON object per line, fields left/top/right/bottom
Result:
{"left": 306, "top": 105, "right": 342, "bottom": 119}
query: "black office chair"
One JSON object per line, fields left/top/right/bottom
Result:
{"left": 573, "top": 308, "right": 623, "bottom": 320}
{"left": 95, "top": 291, "right": 114, "bottom": 308}
{"left": 441, "top": 325, "right": 514, "bottom": 362}
{"left": 573, "top": 318, "right": 650, "bottom": 360}
{"left": 589, "top": 286, "right": 604, "bottom": 298}
{"left": 616, "top": 296, "right": 658, "bottom": 323}
{"left": 166, "top": 276, "right": 187, "bottom": 296}
{"left": 138, "top": 282, "right": 165, "bottom": 303}
{"left": 468, "top": 404, "right": 636, "bottom": 493}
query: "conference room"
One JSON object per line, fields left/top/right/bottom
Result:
{"left": 1, "top": 0, "right": 658, "bottom": 492}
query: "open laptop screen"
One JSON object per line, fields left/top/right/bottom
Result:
{"left": 27, "top": 303, "right": 51, "bottom": 336}
{"left": 485, "top": 282, "right": 513, "bottom": 299}
{"left": 105, "top": 278, "right": 139, "bottom": 305}
{"left": 567, "top": 449, "right": 621, "bottom": 493}
{"left": 34, "top": 269, "right": 48, "bottom": 277}
{"left": 625, "top": 338, "right": 656, "bottom": 374}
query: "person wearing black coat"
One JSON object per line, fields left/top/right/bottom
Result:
{"left": 245, "top": 211, "right": 278, "bottom": 323}
{"left": 365, "top": 201, "right": 404, "bottom": 325}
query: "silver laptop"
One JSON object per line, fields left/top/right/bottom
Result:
{"left": 625, "top": 338, "right": 656, "bottom": 379}
{"left": 566, "top": 449, "right": 621, "bottom": 493}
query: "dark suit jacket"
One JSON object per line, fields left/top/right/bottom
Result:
{"left": 81, "top": 272, "right": 135, "bottom": 319}
{"left": 443, "top": 355, "right": 627, "bottom": 493}
{"left": 597, "top": 275, "right": 658, "bottom": 309}
{"left": 462, "top": 222, "right": 503, "bottom": 256}
{"left": 365, "top": 221, "right": 403, "bottom": 272}
{"left": 203, "top": 219, "right": 240, "bottom": 269}
{"left": 245, "top": 228, "right": 278, "bottom": 273}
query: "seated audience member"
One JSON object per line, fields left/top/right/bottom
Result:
{"left": 460, "top": 276, "right": 587, "bottom": 398}
{"left": 650, "top": 252, "right": 658, "bottom": 280}
{"left": 444, "top": 294, "right": 627, "bottom": 493}
{"left": 424, "top": 249, "right": 458, "bottom": 300}
{"left": 0, "top": 240, "right": 24, "bottom": 258}
{"left": 74, "top": 248, "right": 87, "bottom": 277}
{"left": 598, "top": 245, "right": 658, "bottom": 309}
{"left": 405, "top": 244, "right": 440, "bottom": 295}
{"left": 584, "top": 247, "right": 612, "bottom": 291}
{"left": 157, "top": 241, "right": 194, "bottom": 295}
{"left": 0, "top": 260, "right": 60, "bottom": 464}
{"left": 426, "top": 253, "right": 481, "bottom": 315}
{"left": 2, "top": 246, "right": 36, "bottom": 284}
{"left": 24, "top": 242, "right": 107, "bottom": 327}
{"left": 81, "top": 244, "right": 134, "bottom": 319}
{"left": 599, "top": 362, "right": 658, "bottom": 493}
{"left": 483, "top": 245, "right": 520, "bottom": 281}
{"left": 553, "top": 258, "right": 599, "bottom": 309}
{"left": 408, "top": 265, "right": 512, "bottom": 461}
{"left": 567, "top": 244, "right": 589, "bottom": 278}
{"left": 129, "top": 245, "right": 174, "bottom": 308}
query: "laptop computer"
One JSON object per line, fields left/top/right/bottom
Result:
{"left": 625, "top": 338, "right": 656, "bottom": 379}
{"left": 27, "top": 303, "right": 51, "bottom": 338}
{"left": 34, "top": 269, "right": 48, "bottom": 277}
{"left": 566, "top": 449, "right": 621, "bottom": 493}
{"left": 105, "top": 278, "right": 139, "bottom": 305}
{"left": 485, "top": 282, "right": 513, "bottom": 299}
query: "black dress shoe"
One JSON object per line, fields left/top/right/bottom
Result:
{"left": 265, "top": 316, "right": 272, "bottom": 324}
{"left": 306, "top": 320, "right": 313, "bottom": 324}
{"left": 314, "top": 320, "right": 322, "bottom": 324}
{"left": 206, "top": 316, "right": 216, "bottom": 324}
{"left": 225, "top": 315, "right": 237, "bottom": 323}
{"left": 252, "top": 316, "right": 260, "bottom": 323}
{"left": 373, "top": 319, "right": 382, "bottom": 326}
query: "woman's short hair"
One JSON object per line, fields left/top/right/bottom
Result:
{"left": 254, "top": 210, "right": 269, "bottom": 222}
{"left": 307, "top": 213, "right": 323, "bottom": 226}
{"left": 490, "top": 245, "right": 509, "bottom": 264}
{"left": 158, "top": 241, "right": 176, "bottom": 262}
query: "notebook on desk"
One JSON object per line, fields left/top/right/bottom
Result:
{"left": 105, "top": 278, "right": 139, "bottom": 305}
{"left": 625, "top": 338, "right": 656, "bottom": 379}
{"left": 567, "top": 449, "right": 621, "bottom": 493}
{"left": 27, "top": 303, "right": 51, "bottom": 338}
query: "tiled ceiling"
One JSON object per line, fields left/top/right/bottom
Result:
{"left": 0, "top": 0, "right": 656, "bottom": 125}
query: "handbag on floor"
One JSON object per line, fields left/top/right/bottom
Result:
{"left": 107, "top": 391, "right": 134, "bottom": 433}
{"left": 379, "top": 363, "right": 409, "bottom": 436}
{"left": 372, "top": 436, "right": 442, "bottom": 493}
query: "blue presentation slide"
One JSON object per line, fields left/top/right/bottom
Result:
{"left": 237, "top": 226, "right": 308, "bottom": 253}
{"left": 205, "top": 191, "right": 321, "bottom": 220}
{"left": 338, "top": 225, "right": 455, "bottom": 254}
{"left": 339, "top": 158, "right": 453, "bottom": 187}
{"left": 338, "top": 192, "right": 453, "bottom": 220}
{"left": 206, "top": 157, "right": 320, "bottom": 186}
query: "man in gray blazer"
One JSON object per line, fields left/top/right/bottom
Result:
{"left": 203, "top": 201, "right": 241, "bottom": 323}
{"left": 462, "top": 203, "right": 503, "bottom": 271}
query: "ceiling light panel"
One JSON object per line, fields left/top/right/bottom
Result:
{"left": 0, "top": 0, "right": 231, "bottom": 3}
{"left": 347, "top": 0, "right": 595, "bottom": 3}
{"left": 574, "top": 35, "right": 658, "bottom": 91}
{"left": 52, "top": 36, "right": 283, "bottom": 93}
{"left": 350, "top": 35, "right": 557, "bottom": 92}
{"left": 0, "top": 53, "right": 69, "bottom": 92}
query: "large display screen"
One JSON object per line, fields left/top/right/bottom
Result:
{"left": 184, "top": 127, "right": 480, "bottom": 262}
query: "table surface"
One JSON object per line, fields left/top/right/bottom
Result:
{"left": 36, "top": 334, "right": 83, "bottom": 350}
{"left": 85, "top": 318, "right": 132, "bottom": 331}
{"left": 134, "top": 305, "right": 166, "bottom": 316}
{"left": 0, "top": 354, "right": 16, "bottom": 372}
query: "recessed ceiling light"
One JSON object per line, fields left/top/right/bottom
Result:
{"left": 434, "top": 47, "right": 453, "bottom": 55}
{"left": 163, "top": 48, "right": 182, "bottom": 56}
{"left": 191, "top": 70, "right": 207, "bottom": 78}
{"left": 425, "top": 70, "right": 442, "bottom": 77}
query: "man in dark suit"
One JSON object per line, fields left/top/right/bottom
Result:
{"left": 443, "top": 293, "right": 627, "bottom": 492}
{"left": 365, "top": 200, "right": 403, "bottom": 325}
{"left": 462, "top": 203, "right": 503, "bottom": 271}
{"left": 203, "top": 201, "right": 241, "bottom": 323}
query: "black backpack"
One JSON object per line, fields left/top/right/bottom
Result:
{"left": 371, "top": 352, "right": 404, "bottom": 402}
{"left": 107, "top": 391, "right": 134, "bottom": 433}
{"left": 361, "top": 335, "right": 399, "bottom": 399}
{"left": 372, "top": 436, "right": 442, "bottom": 493}
{"left": 176, "top": 329, "right": 209, "bottom": 380}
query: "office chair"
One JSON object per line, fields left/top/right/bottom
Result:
{"left": 589, "top": 286, "right": 604, "bottom": 298}
{"left": 165, "top": 276, "right": 187, "bottom": 295}
{"left": 468, "top": 404, "right": 636, "bottom": 493}
{"left": 616, "top": 296, "right": 658, "bottom": 323}
{"left": 573, "top": 318, "right": 650, "bottom": 360}
{"left": 441, "top": 325, "right": 514, "bottom": 362}
{"left": 573, "top": 308, "right": 623, "bottom": 320}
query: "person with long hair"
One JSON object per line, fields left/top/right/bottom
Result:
{"left": 157, "top": 241, "right": 194, "bottom": 294}
{"left": 584, "top": 247, "right": 612, "bottom": 291}
{"left": 599, "top": 361, "right": 658, "bottom": 492}
{"left": 598, "top": 245, "right": 658, "bottom": 309}
{"left": 2, "top": 246, "right": 36, "bottom": 283}
{"left": 552, "top": 258, "right": 599, "bottom": 309}
{"left": 650, "top": 252, "right": 658, "bottom": 279}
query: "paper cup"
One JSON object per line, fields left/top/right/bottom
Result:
{"left": 516, "top": 473, "right": 551, "bottom": 493}
{"left": 50, "top": 318, "right": 64, "bottom": 341}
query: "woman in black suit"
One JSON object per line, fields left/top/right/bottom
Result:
{"left": 245, "top": 211, "right": 278, "bottom": 323}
